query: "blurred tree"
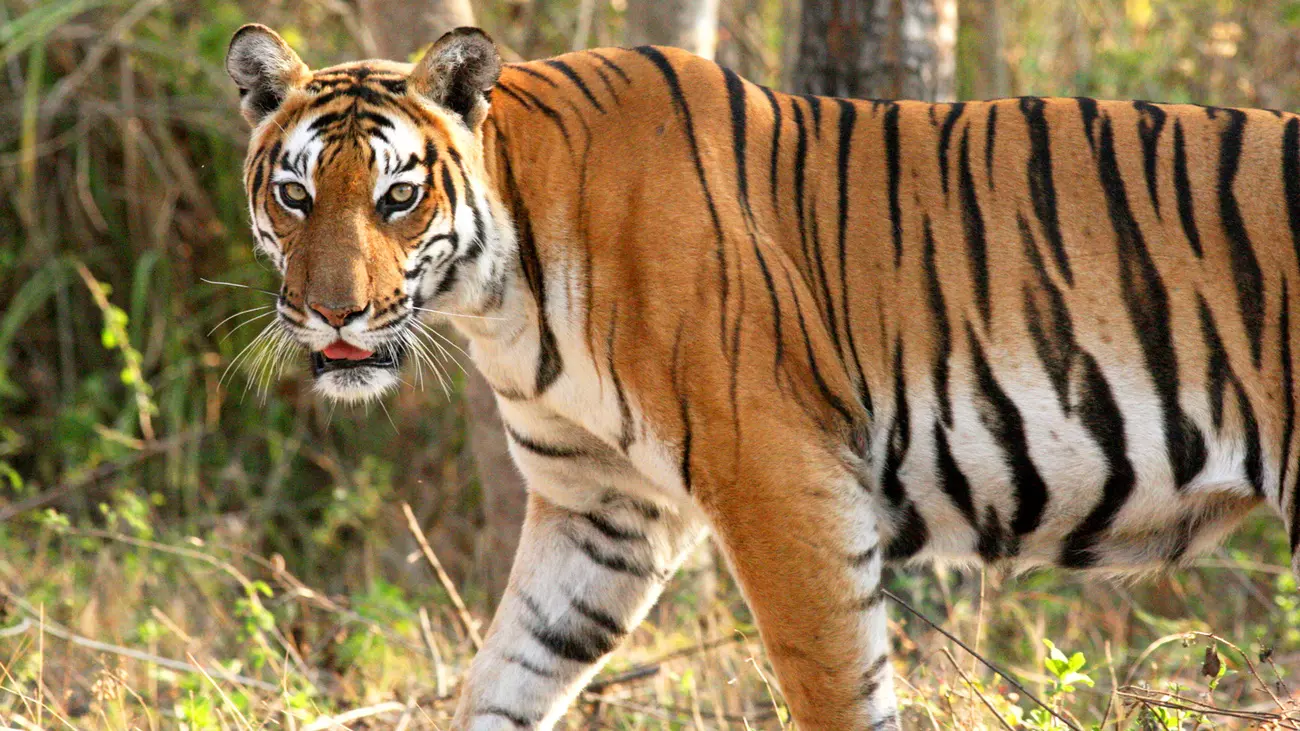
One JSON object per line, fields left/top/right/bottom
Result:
{"left": 958, "top": 0, "right": 1008, "bottom": 100}
{"left": 357, "top": 0, "right": 478, "bottom": 60}
{"left": 358, "top": 0, "right": 529, "bottom": 605}
{"left": 626, "top": 0, "right": 721, "bottom": 59}
{"left": 793, "top": 0, "right": 957, "bottom": 101}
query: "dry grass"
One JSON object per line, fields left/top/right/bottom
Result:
{"left": 3, "top": 518, "right": 1300, "bottom": 729}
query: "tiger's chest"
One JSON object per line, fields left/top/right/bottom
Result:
{"left": 467, "top": 312, "right": 696, "bottom": 516}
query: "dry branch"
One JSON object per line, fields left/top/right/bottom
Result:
{"left": 402, "top": 502, "right": 483, "bottom": 650}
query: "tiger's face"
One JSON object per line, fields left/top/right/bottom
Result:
{"left": 226, "top": 25, "right": 502, "bottom": 403}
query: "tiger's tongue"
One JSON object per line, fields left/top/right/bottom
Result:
{"left": 322, "top": 341, "right": 374, "bottom": 360}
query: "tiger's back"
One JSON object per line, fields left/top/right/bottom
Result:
{"left": 488, "top": 52, "right": 1297, "bottom": 575}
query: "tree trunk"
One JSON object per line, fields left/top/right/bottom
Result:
{"left": 959, "top": 0, "right": 1008, "bottom": 100}
{"left": 357, "top": 0, "right": 477, "bottom": 61}
{"left": 625, "top": 0, "right": 721, "bottom": 59}
{"left": 793, "top": 0, "right": 957, "bottom": 102}
{"left": 358, "top": 0, "right": 529, "bottom": 605}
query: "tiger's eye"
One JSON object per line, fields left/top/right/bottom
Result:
{"left": 281, "top": 182, "right": 309, "bottom": 202}
{"left": 388, "top": 183, "right": 415, "bottom": 203}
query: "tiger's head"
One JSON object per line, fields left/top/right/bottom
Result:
{"left": 225, "top": 25, "right": 507, "bottom": 403}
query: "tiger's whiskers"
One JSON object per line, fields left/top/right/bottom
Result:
{"left": 200, "top": 278, "right": 279, "bottom": 297}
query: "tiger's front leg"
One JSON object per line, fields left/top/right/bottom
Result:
{"left": 451, "top": 489, "right": 707, "bottom": 730}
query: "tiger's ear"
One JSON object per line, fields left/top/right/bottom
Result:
{"left": 225, "top": 24, "right": 309, "bottom": 127}
{"left": 408, "top": 27, "right": 501, "bottom": 129}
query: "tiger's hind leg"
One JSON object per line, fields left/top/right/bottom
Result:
{"left": 698, "top": 445, "right": 899, "bottom": 730}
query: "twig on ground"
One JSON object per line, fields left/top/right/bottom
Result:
{"left": 402, "top": 503, "right": 483, "bottom": 650}
{"left": 187, "top": 651, "right": 254, "bottom": 731}
{"left": 937, "top": 648, "right": 1016, "bottom": 731}
{"left": 301, "top": 701, "right": 407, "bottom": 731}
{"left": 418, "top": 607, "right": 449, "bottom": 698}
{"left": 1118, "top": 686, "right": 1300, "bottom": 729}
{"left": 580, "top": 634, "right": 748, "bottom": 695}
{"left": 883, "top": 589, "right": 1082, "bottom": 731}
{"left": 585, "top": 664, "right": 659, "bottom": 693}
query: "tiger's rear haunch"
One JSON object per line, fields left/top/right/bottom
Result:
{"left": 227, "top": 23, "right": 1300, "bottom": 730}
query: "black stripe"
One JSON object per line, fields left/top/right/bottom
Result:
{"left": 959, "top": 127, "right": 992, "bottom": 325}
{"left": 791, "top": 101, "right": 814, "bottom": 276}
{"left": 922, "top": 216, "right": 952, "bottom": 425}
{"left": 498, "top": 142, "right": 564, "bottom": 394}
{"left": 633, "top": 47, "right": 726, "bottom": 344}
{"left": 723, "top": 67, "right": 752, "bottom": 219}
{"left": 1133, "top": 101, "right": 1167, "bottom": 219}
{"left": 882, "top": 339, "right": 910, "bottom": 507}
{"left": 784, "top": 268, "right": 856, "bottom": 427}
{"left": 671, "top": 319, "right": 693, "bottom": 492}
{"left": 857, "top": 655, "right": 890, "bottom": 701}
{"left": 504, "top": 654, "right": 557, "bottom": 679}
{"left": 1020, "top": 213, "right": 1077, "bottom": 415}
{"left": 440, "top": 163, "right": 457, "bottom": 214}
{"left": 849, "top": 545, "right": 878, "bottom": 567}
{"left": 1286, "top": 119, "right": 1300, "bottom": 268}
{"left": 568, "top": 595, "right": 625, "bottom": 636}
{"left": 250, "top": 164, "right": 265, "bottom": 202}
{"left": 968, "top": 324, "right": 1048, "bottom": 536}
{"left": 1233, "top": 379, "right": 1264, "bottom": 495}
{"left": 588, "top": 62, "right": 619, "bottom": 103}
{"left": 1059, "top": 353, "right": 1135, "bottom": 568}
{"left": 495, "top": 82, "right": 533, "bottom": 110}
{"left": 760, "top": 86, "right": 783, "bottom": 207}
{"left": 754, "top": 241, "right": 784, "bottom": 380}
{"left": 985, "top": 103, "right": 999, "bottom": 190}
{"left": 836, "top": 99, "right": 868, "bottom": 401}
{"left": 505, "top": 425, "right": 585, "bottom": 459}
{"left": 883, "top": 501, "right": 928, "bottom": 561}
{"left": 853, "top": 587, "right": 885, "bottom": 613}
{"left": 884, "top": 103, "right": 903, "bottom": 266}
{"left": 520, "top": 593, "right": 618, "bottom": 664}
{"left": 606, "top": 305, "right": 635, "bottom": 452}
{"left": 477, "top": 707, "right": 536, "bottom": 728}
{"left": 581, "top": 511, "right": 645, "bottom": 542}
{"left": 934, "top": 423, "right": 975, "bottom": 523}
{"left": 544, "top": 59, "right": 605, "bottom": 113}
{"left": 1020, "top": 97, "right": 1072, "bottom": 285}
{"left": 1075, "top": 97, "right": 1099, "bottom": 151}
{"left": 801, "top": 93, "right": 823, "bottom": 132}
{"left": 977, "top": 505, "right": 1013, "bottom": 561}
{"left": 1097, "top": 114, "right": 1206, "bottom": 488}
{"left": 807, "top": 130, "right": 842, "bottom": 358}
{"left": 1173, "top": 120, "right": 1204, "bottom": 257}
{"left": 1282, "top": 278, "right": 1295, "bottom": 503}
{"left": 506, "top": 83, "right": 572, "bottom": 144}
{"left": 937, "top": 102, "right": 965, "bottom": 197}
{"left": 588, "top": 50, "right": 631, "bottom": 84}
{"left": 1199, "top": 297, "right": 1231, "bottom": 429}
{"left": 567, "top": 533, "right": 656, "bottom": 579}
{"left": 512, "top": 64, "right": 560, "bottom": 87}
{"left": 1218, "top": 108, "right": 1265, "bottom": 367}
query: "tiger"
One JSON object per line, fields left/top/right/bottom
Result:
{"left": 225, "top": 21, "right": 1300, "bottom": 730}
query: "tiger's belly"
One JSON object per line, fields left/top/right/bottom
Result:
{"left": 869, "top": 370, "right": 1264, "bottom": 571}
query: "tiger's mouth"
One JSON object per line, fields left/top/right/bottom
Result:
{"left": 309, "top": 347, "right": 405, "bottom": 377}
{"left": 308, "top": 341, "right": 408, "bottom": 404}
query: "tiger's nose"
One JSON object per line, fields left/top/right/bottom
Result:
{"left": 310, "top": 302, "right": 368, "bottom": 328}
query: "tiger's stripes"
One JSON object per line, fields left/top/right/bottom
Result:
{"left": 227, "top": 27, "right": 1300, "bottom": 730}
